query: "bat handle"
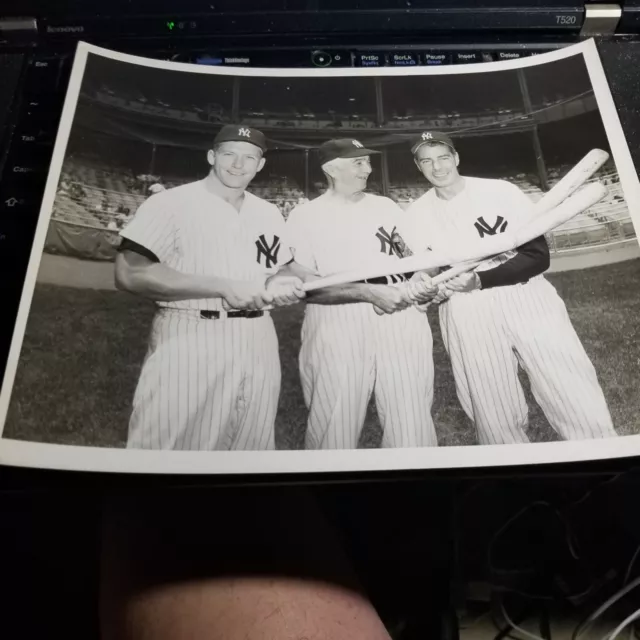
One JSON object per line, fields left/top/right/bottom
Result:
{"left": 221, "top": 299, "right": 275, "bottom": 313}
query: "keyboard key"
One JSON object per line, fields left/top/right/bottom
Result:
{"left": 493, "top": 51, "right": 531, "bottom": 61}
{"left": 423, "top": 52, "right": 452, "bottom": 65}
{"left": 13, "top": 125, "right": 56, "bottom": 146}
{"left": 355, "top": 52, "right": 386, "bottom": 67}
{"left": 388, "top": 52, "right": 420, "bottom": 66}
{"left": 0, "top": 191, "right": 43, "bottom": 217}
{"left": 23, "top": 56, "right": 62, "bottom": 94}
{"left": 1, "top": 159, "right": 49, "bottom": 190}
{"left": 11, "top": 126, "right": 57, "bottom": 158}
{"left": 453, "top": 51, "right": 483, "bottom": 64}
{"left": 19, "top": 95, "right": 64, "bottom": 127}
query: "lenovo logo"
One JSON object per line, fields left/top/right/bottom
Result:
{"left": 46, "top": 25, "right": 85, "bottom": 34}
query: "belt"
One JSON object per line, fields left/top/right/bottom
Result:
{"left": 200, "top": 310, "right": 264, "bottom": 320}
{"left": 364, "top": 272, "right": 414, "bottom": 285}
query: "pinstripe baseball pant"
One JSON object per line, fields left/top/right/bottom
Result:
{"left": 127, "top": 309, "right": 280, "bottom": 451}
{"left": 299, "top": 303, "right": 437, "bottom": 450}
{"left": 439, "top": 276, "right": 616, "bottom": 444}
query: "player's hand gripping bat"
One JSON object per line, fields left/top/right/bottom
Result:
{"left": 378, "top": 181, "right": 608, "bottom": 314}
{"left": 302, "top": 149, "right": 610, "bottom": 312}
{"left": 426, "top": 148, "right": 611, "bottom": 293}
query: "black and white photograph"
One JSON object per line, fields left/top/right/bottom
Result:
{"left": 0, "top": 40, "right": 639, "bottom": 473}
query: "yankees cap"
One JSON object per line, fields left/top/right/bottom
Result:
{"left": 411, "top": 131, "right": 456, "bottom": 155}
{"left": 214, "top": 124, "right": 268, "bottom": 151}
{"left": 318, "top": 138, "right": 380, "bottom": 165}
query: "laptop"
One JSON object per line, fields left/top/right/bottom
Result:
{"left": 0, "top": 1, "right": 639, "bottom": 477}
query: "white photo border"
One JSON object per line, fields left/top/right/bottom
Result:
{"left": 1, "top": 39, "right": 639, "bottom": 474}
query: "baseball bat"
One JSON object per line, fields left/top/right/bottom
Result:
{"left": 397, "top": 181, "right": 607, "bottom": 313}
{"left": 429, "top": 148, "right": 610, "bottom": 287}
{"left": 303, "top": 149, "right": 610, "bottom": 293}
{"left": 521, "top": 148, "right": 609, "bottom": 217}
{"left": 304, "top": 180, "right": 608, "bottom": 294}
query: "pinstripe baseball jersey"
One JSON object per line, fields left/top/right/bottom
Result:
{"left": 404, "top": 175, "right": 615, "bottom": 444}
{"left": 120, "top": 179, "right": 290, "bottom": 312}
{"left": 284, "top": 193, "right": 406, "bottom": 276}
{"left": 285, "top": 192, "right": 437, "bottom": 450}
{"left": 119, "top": 179, "right": 288, "bottom": 451}
{"left": 403, "top": 177, "right": 534, "bottom": 272}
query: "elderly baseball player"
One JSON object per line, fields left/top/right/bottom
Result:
{"left": 272, "top": 138, "right": 438, "bottom": 450}
{"left": 115, "top": 125, "right": 304, "bottom": 451}
{"left": 403, "top": 131, "right": 617, "bottom": 445}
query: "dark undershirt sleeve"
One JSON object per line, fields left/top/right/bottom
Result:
{"left": 477, "top": 235, "right": 550, "bottom": 290}
{"left": 117, "top": 238, "right": 160, "bottom": 263}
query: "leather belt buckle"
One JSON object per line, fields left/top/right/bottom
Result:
{"left": 200, "top": 310, "right": 264, "bottom": 320}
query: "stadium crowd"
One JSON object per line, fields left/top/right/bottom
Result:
{"left": 53, "top": 152, "right": 632, "bottom": 254}
{"left": 54, "top": 158, "right": 310, "bottom": 228}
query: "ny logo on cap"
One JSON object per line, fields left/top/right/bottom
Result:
{"left": 238, "top": 127, "right": 252, "bottom": 137}
{"left": 421, "top": 132, "right": 434, "bottom": 141}
{"left": 352, "top": 140, "right": 364, "bottom": 148}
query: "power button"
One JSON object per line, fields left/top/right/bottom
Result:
{"left": 311, "top": 50, "right": 332, "bottom": 67}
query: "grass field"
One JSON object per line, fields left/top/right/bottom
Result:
{"left": 3, "top": 259, "right": 640, "bottom": 448}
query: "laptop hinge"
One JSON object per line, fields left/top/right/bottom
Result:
{"left": 580, "top": 3, "right": 622, "bottom": 35}
{"left": 0, "top": 17, "right": 37, "bottom": 44}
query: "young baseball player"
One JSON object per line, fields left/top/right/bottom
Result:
{"left": 273, "top": 138, "right": 438, "bottom": 450}
{"left": 115, "top": 125, "right": 304, "bottom": 451}
{"left": 403, "top": 131, "right": 617, "bottom": 445}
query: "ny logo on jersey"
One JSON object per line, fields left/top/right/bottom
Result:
{"left": 474, "top": 215, "right": 509, "bottom": 238}
{"left": 421, "top": 132, "right": 434, "bottom": 141}
{"left": 352, "top": 140, "right": 364, "bottom": 148}
{"left": 375, "top": 226, "right": 403, "bottom": 257}
{"left": 238, "top": 127, "right": 252, "bottom": 137}
{"left": 256, "top": 234, "right": 281, "bottom": 268}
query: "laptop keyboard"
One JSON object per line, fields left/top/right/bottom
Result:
{"left": 1, "top": 55, "right": 68, "bottom": 209}
{"left": 0, "top": 53, "right": 69, "bottom": 364}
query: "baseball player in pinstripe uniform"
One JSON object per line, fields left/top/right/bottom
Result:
{"left": 273, "top": 138, "right": 438, "bottom": 450}
{"left": 403, "top": 131, "right": 617, "bottom": 444}
{"left": 115, "top": 125, "right": 305, "bottom": 451}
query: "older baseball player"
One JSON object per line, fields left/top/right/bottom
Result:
{"left": 273, "top": 138, "right": 438, "bottom": 450}
{"left": 115, "top": 125, "right": 304, "bottom": 451}
{"left": 403, "top": 131, "right": 617, "bottom": 445}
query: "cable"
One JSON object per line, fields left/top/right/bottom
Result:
{"left": 459, "top": 610, "right": 492, "bottom": 630}
{"left": 572, "top": 576, "right": 640, "bottom": 640}
{"left": 623, "top": 545, "right": 640, "bottom": 640}
{"left": 500, "top": 598, "right": 547, "bottom": 640}
{"left": 492, "top": 598, "right": 533, "bottom": 640}
{"left": 624, "top": 544, "right": 640, "bottom": 586}
{"left": 488, "top": 500, "right": 584, "bottom": 590}
{"left": 603, "top": 609, "right": 640, "bottom": 640}
{"left": 569, "top": 473, "right": 626, "bottom": 508}
{"left": 554, "top": 507, "right": 581, "bottom": 561}
{"left": 488, "top": 501, "right": 553, "bottom": 576}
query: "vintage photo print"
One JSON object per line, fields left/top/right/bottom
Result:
{"left": 0, "top": 40, "right": 639, "bottom": 474}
